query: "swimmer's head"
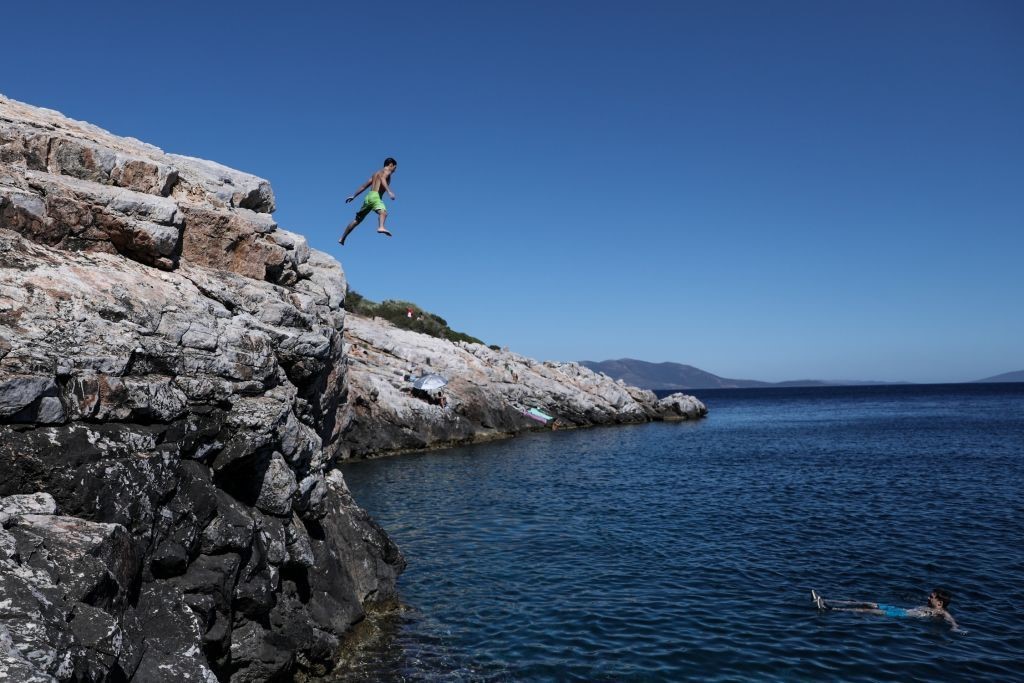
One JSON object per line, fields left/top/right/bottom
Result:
{"left": 929, "top": 588, "right": 952, "bottom": 609}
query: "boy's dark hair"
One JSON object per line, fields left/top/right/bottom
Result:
{"left": 384, "top": 157, "right": 397, "bottom": 168}
{"left": 932, "top": 588, "right": 952, "bottom": 608}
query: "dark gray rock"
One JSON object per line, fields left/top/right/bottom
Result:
{"left": 10, "top": 514, "right": 138, "bottom": 610}
{"left": 285, "top": 513, "right": 315, "bottom": 568}
{"left": 132, "top": 582, "right": 217, "bottom": 682}
{"left": 226, "top": 620, "right": 294, "bottom": 683}
{"left": 200, "top": 491, "right": 256, "bottom": 555}
{"left": 68, "top": 603, "right": 141, "bottom": 681}
{"left": 0, "top": 512, "right": 140, "bottom": 680}
{"left": 0, "top": 376, "right": 57, "bottom": 419}
{"left": 254, "top": 452, "right": 299, "bottom": 516}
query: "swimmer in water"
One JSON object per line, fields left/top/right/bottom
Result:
{"left": 812, "top": 588, "right": 961, "bottom": 631}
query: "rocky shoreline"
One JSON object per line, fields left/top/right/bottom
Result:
{"left": 1, "top": 94, "right": 705, "bottom": 681}
{"left": 341, "top": 313, "right": 706, "bottom": 459}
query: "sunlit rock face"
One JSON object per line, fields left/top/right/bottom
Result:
{"left": 340, "top": 314, "right": 707, "bottom": 458}
{"left": 1, "top": 94, "right": 403, "bottom": 682}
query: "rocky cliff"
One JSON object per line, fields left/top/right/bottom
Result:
{"left": 0, "top": 95, "right": 403, "bottom": 681}
{"left": 1, "top": 94, "right": 705, "bottom": 681}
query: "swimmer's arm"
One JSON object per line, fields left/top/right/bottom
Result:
{"left": 943, "top": 611, "right": 962, "bottom": 632}
{"left": 346, "top": 177, "right": 373, "bottom": 203}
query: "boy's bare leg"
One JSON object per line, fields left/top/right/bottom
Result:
{"left": 376, "top": 210, "right": 392, "bottom": 237}
{"left": 812, "top": 591, "right": 878, "bottom": 610}
{"left": 339, "top": 216, "right": 363, "bottom": 246}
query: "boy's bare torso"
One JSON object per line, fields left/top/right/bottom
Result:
{"left": 371, "top": 169, "right": 391, "bottom": 194}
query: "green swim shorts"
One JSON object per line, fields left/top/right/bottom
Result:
{"left": 356, "top": 191, "right": 387, "bottom": 219}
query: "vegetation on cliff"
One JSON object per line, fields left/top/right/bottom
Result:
{"left": 344, "top": 290, "right": 485, "bottom": 346}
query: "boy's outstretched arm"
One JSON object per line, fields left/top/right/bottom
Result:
{"left": 345, "top": 177, "right": 373, "bottom": 203}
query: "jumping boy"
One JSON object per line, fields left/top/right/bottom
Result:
{"left": 339, "top": 158, "right": 398, "bottom": 245}
{"left": 812, "top": 588, "right": 961, "bottom": 631}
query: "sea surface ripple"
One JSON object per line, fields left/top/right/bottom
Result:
{"left": 336, "top": 383, "right": 1024, "bottom": 681}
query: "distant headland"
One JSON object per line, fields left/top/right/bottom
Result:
{"left": 976, "top": 370, "right": 1024, "bottom": 384}
{"left": 579, "top": 358, "right": 1022, "bottom": 390}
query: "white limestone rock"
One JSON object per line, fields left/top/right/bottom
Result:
{"left": 0, "top": 94, "right": 300, "bottom": 281}
{"left": 655, "top": 392, "right": 708, "bottom": 421}
{"left": 341, "top": 314, "right": 707, "bottom": 458}
{"left": 0, "top": 492, "right": 57, "bottom": 516}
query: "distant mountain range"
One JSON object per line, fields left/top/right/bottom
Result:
{"left": 976, "top": 370, "right": 1024, "bottom": 383}
{"left": 579, "top": 359, "right": 1024, "bottom": 390}
{"left": 578, "top": 359, "right": 891, "bottom": 390}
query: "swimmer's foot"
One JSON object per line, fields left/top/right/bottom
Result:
{"left": 377, "top": 228, "right": 393, "bottom": 237}
{"left": 338, "top": 237, "right": 346, "bottom": 246}
{"left": 811, "top": 590, "right": 825, "bottom": 610}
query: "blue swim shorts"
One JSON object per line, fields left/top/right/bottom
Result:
{"left": 877, "top": 603, "right": 908, "bottom": 618}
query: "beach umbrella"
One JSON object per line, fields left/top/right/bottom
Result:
{"left": 412, "top": 374, "right": 448, "bottom": 392}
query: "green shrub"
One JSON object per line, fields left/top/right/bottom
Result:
{"left": 343, "top": 290, "right": 377, "bottom": 317}
{"left": 344, "top": 290, "right": 485, "bottom": 345}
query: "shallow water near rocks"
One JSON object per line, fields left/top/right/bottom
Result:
{"left": 336, "top": 383, "right": 1024, "bottom": 681}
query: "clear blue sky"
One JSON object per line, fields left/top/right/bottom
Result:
{"left": 3, "top": 1, "right": 1021, "bottom": 383}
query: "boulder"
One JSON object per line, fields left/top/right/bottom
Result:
{"left": 655, "top": 392, "right": 709, "bottom": 421}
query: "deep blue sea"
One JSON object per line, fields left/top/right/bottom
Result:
{"left": 336, "top": 383, "right": 1024, "bottom": 681}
